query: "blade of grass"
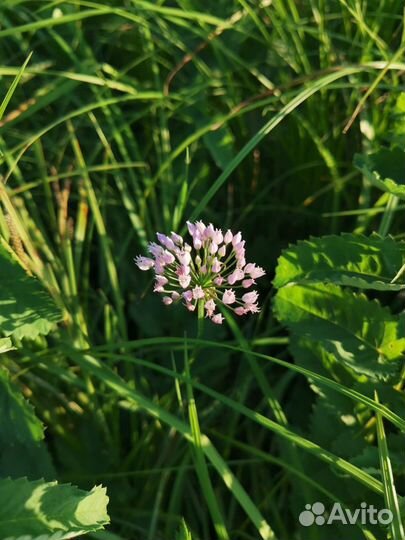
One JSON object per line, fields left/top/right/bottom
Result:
{"left": 183, "top": 345, "right": 231, "bottom": 540}
{"left": 88, "top": 337, "right": 405, "bottom": 432}
{"left": 222, "top": 308, "right": 317, "bottom": 517}
{"left": 0, "top": 51, "right": 32, "bottom": 121}
{"left": 6, "top": 93, "right": 167, "bottom": 156}
{"left": 70, "top": 350, "right": 276, "bottom": 540}
{"left": 374, "top": 391, "right": 405, "bottom": 540}
{"left": 187, "top": 66, "right": 363, "bottom": 225}
{"left": 0, "top": 7, "right": 145, "bottom": 38}
{"left": 67, "top": 120, "right": 127, "bottom": 339}
{"left": 89, "top": 349, "right": 370, "bottom": 528}
{"left": 91, "top": 350, "right": 384, "bottom": 496}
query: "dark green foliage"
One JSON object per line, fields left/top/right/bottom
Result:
{"left": 0, "top": 368, "right": 54, "bottom": 480}
{"left": 273, "top": 230, "right": 405, "bottom": 539}
{"left": 354, "top": 148, "right": 405, "bottom": 199}
{"left": 0, "top": 249, "right": 109, "bottom": 536}
{"left": 274, "top": 281, "right": 404, "bottom": 380}
{"left": 0, "top": 244, "right": 62, "bottom": 339}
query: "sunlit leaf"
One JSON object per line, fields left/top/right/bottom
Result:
{"left": 0, "top": 477, "right": 109, "bottom": 539}
{"left": 274, "top": 233, "right": 405, "bottom": 290}
{"left": 0, "top": 338, "right": 13, "bottom": 354}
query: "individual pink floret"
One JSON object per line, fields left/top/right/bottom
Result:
{"left": 212, "top": 314, "right": 224, "bottom": 325}
{"left": 245, "top": 303, "right": 260, "bottom": 313}
{"left": 244, "top": 263, "right": 266, "bottom": 279}
{"left": 205, "top": 299, "right": 216, "bottom": 317}
{"left": 192, "top": 286, "right": 205, "bottom": 300}
{"left": 222, "top": 289, "right": 236, "bottom": 305}
{"left": 157, "top": 232, "right": 176, "bottom": 251}
{"left": 134, "top": 256, "right": 154, "bottom": 270}
{"left": 242, "top": 291, "right": 259, "bottom": 304}
{"left": 228, "top": 269, "right": 244, "bottom": 285}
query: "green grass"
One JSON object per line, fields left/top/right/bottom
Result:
{"left": 0, "top": 1, "right": 404, "bottom": 539}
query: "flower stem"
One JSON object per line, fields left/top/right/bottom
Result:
{"left": 197, "top": 298, "right": 205, "bottom": 341}
{"left": 184, "top": 301, "right": 229, "bottom": 540}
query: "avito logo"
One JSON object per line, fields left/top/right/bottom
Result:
{"left": 299, "top": 502, "right": 393, "bottom": 527}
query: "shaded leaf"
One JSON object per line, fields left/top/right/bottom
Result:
{"left": 0, "top": 368, "right": 44, "bottom": 443}
{"left": 0, "top": 477, "right": 109, "bottom": 539}
{"left": 0, "top": 244, "right": 62, "bottom": 339}
{"left": 384, "top": 434, "right": 405, "bottom": 476}
{"left": 351, "top": 446, "right": 380, "bottom": 476}
{"left": 273, "top": 283, "right": 404, "bottom": 380}
{"left": 354, "top": 147, "right": 405, "bottom": 199}
{"left": 0, "top": 368, "right": 54, "bottom": 479}
{"left": 203, "top": 126, "right": 235, "bottom": 170}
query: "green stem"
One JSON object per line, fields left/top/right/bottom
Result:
{"left": 197, "top": 298, "right": 205, "bottom": 341}
{"left": 184, "top": 300, "right": 230, "bottom": 540}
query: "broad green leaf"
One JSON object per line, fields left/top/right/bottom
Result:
{"left": 203, "top": 126, "right": 235, "bottom": 170}
{"left": 273, "top": 233, "right": 405, "bottom": 291}
{"left": 354, "top": 147, "right": 405, "bottom": 199}
{"left": 308, "top": 386, "right": 365, "bottom": 454}
{"left": 0, "top": 477, "right": 109, "bottom": 539}
{"left": 0, "top": 368, "right": 43, "bottom": 444}
{"left": 273, "top": 283, "right": 404, "bottom": 380}
{"left": 0, "top": 244, "right": 62, "bottom": 339}
{"left": 0, "top": 368, "right": 54, "bottom": 479}
{"left": 0, "top": 338, "right": 13, "bottom": 354}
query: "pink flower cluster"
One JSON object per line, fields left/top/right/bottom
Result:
{"left": 135, "top": 221, "right": 265, "bottom": 324}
